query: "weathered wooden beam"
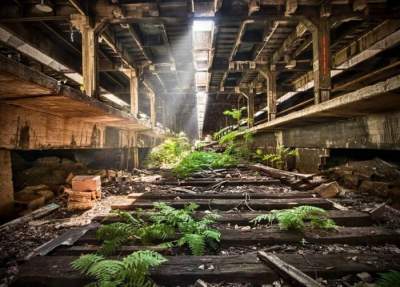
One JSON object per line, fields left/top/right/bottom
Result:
{"left": 258, "top": 252, "right": 322, "bottom": 287}
{"left": 111, "top": 197, "right": 332, "bottom": 210}
{"left": 14, "top": 253, "right": 400, "bottom": 286}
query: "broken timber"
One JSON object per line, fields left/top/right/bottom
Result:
{"left": 258, "top": 251, "right": 322, "bottom": 287}
{"left": 75, "top": 226, "right": 400, "bottom": 247}
{"left": 99, "top": 209, "right": 372, "bottom": 227}
{"left": 111, "top": 197, "right": 332, "bottom": 211}
{"left": 14, "top": 253, "right": 400, "bottom": 286}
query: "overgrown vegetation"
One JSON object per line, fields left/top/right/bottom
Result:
{"left": 377, "top": 270, "right": 400, "bottom": 287}
{"left": 251, "top": 206, "right": 337, "bottom": 231}
{"left": 146, "top": 133, "right": 191, "bottom": 168}
{"left": 96, "top": 203, "right": 220, "bottom": 256}
{"left": 173, "top": 151, "right": 238, "bottom": 178}
{"left": 255, "top": 145, "right": 299, "bottom": 170}
{"left": 71, "top": 250, "right": 166, "bottom": 287}
{"left": 223, "top": 107, "right": 246, "bottom": 124}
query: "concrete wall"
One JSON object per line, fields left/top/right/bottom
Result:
{"left": 253, "top": 111, "right": 400, "bottom": 172}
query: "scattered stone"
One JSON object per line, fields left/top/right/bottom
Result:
{"left": 357, "top": 272, "right": 373, "bottom": 283}
{"left": 313, "top": 181, "right": 341, "bottom": 198}
{"left": 240, "top": 226, "right": 251, "bottom": 232}
{"left": 194, "top": 279, "right": 208, "bottom": 287}
{"left": 198, "top": 264, "right": 205, "bottom": 270}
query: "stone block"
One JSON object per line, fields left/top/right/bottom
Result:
{"left": 72, "top": 175, "right": 101, "bottom": 192}
{"left": 313, "top": 181, "right": 341, "bottom": 198}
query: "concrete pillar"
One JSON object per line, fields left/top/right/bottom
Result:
{"left": 0, "top": 149, "right": 14, "bottom": 218}
{"left": 129, "top": 70, "right": 139, "bottom": 116}
{"left": 259, "top": 68, "right": 277, "bottom": 121}
{"left": 149, "top": 91, "right": 156, "bottom": 128}
{"left": 247, "top": 90, "right": 255, "bottom": 128}
{"left": 132, "top": 133, "right": 139, "bottom": 169}
{"left": 71, "top": 15, "right": 99, "bottom": 97}
{"left": 304, "top": 14, "right": 331, "bottom": 104}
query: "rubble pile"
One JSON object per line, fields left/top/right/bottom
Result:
{"left": 326, "top": 158, "right": 400, "bottom": 201}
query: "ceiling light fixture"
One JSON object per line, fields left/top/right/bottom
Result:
{"left": 35, "top": 0, "right": 53, "bottom": 13}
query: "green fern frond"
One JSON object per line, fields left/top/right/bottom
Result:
{"left": 112, "top": 210, "right": 142, "bottom": 225}
{"left": 72, "top": 251, "right": 166, "bottom": 287}
{"left": 377, "top": 270, "right": 400, "bottom": 287}
{"left": 251, "top": 206, "right": 336, "bottom": 232}
{"left": 71, "top": 254, "right": 105, "bottom": 273}
{"left": 178, "top": 233, "right": 205, "bottom": 256}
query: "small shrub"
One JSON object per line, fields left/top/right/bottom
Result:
{"left": 147, "top": 134, "right": 191, "bottom": 168}
{"left": 173, "top": 151, "right": 238, "bottom": 178}
{"left": 251, "top": 205, "right": 337, "bottom": 232}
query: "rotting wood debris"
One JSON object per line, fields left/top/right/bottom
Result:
{"left": 1, "top": 162, "right": 400, "bottom": 287}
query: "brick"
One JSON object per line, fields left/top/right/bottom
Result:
{"left": 72, "top": 175, "right": 101, "bottom": 192}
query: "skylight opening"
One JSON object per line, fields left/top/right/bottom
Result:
{"left": 193, "top": 20, "right": 214, "bottom": 32}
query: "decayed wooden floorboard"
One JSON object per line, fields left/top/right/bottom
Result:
{"left": 128, "top": 191, "right": 316, "bottom": 200}
{"left": 112, "top": 198, "right": 333, "bottom": 211}
{"left": 74, "top": 226, "right": 400, "bottom": 246}
{"left": 153, "top": 179, "right": 281, "bottom": 186}
{"left": 99, "top": 210, "right": 372, "bottom": 227}
{"left": 13, "top": 253, "right": 400, "bottom": 286}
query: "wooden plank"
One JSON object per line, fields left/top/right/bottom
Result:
{"left": 250, "top": 164, "right": 314, "bottom": 180}
{"left": 128, "top": 191, "right": 316, "bottom": 200}
{"left": 154, "top": 179, "right": 281, "bottom": 186}
{"left": 14, "top": 253, "right": 400, "bottom": 286}
{"left": 111, "top": 198, "right": 332, "bottom": 211}
{"left": 258, "top": 251, "right": 322, "bottom": 287}
{"left": 75, "top": 226, "right": 400, "bottom": 247}
{"left": 99, "top": 210, "right": 372, "bottom": 227}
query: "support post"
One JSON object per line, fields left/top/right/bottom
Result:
{"left": 259, "top": 67, "right": 277, "bottom": 121}
{"left": 71, "top": 14, "right": 104, "bottom": 98}
{"left": 132, "top": 133, "right": 139, "bottom": 169}
{"left": 149, "top": 90, "right": 156, "bottom": 128}
{"left": 129, "top": 69, "right": 139, "bottom": 116}
{"left": 247, "top": 88, "right": 255, "bottom": 128}
{"left": 303, "top": 12, "right": 331, "bottom": 103}
{"left": 0, "top": 149, "right": 14, "bottom": 218}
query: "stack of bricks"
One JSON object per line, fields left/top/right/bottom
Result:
{"left": 66, "top": 175, "right": 101, "bottom": 210}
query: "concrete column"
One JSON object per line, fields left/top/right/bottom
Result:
{"left": 304, "top": 15, "right": 331, "bottom": 103}
{"left": 132, "top": 133, "right": 139, "bottom": 169}
{"left": 259, "top": 68, "right": 277, "bottom": 121}
{"left": 149, "top": 91, "right": 156, "bottom": 128}
{"left": 247, "top": 89, "right": 255, "bottom": 128}
{"left": 0, "top": 149, "right": 14, "bottom": 218}
{"left": 129, "top": 70, "right": 139, "bottom": 116}
{"left": 71, "top": 15, "right": 99, "bottom": 97}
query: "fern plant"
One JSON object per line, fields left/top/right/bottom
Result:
{"left": 147, "top": 133, "right": 191, "bottom": 168}
{"left": 97, "top": 204, "right": 220, "bottom": 256}
{"left": 223, "top": 107, "right": 246, "bottom": 123}
{"left": 251, "top": 206, "right": 337, "bottom": 231}
{"left": 71, "top": 250, "right": 167, "bottom": 287}
{"left": 377, "top": 270, "right": 400, "bottom": 287}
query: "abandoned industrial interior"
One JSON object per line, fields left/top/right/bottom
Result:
{"left": 0, "top": 0, "right": 400, "bottom": 286}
